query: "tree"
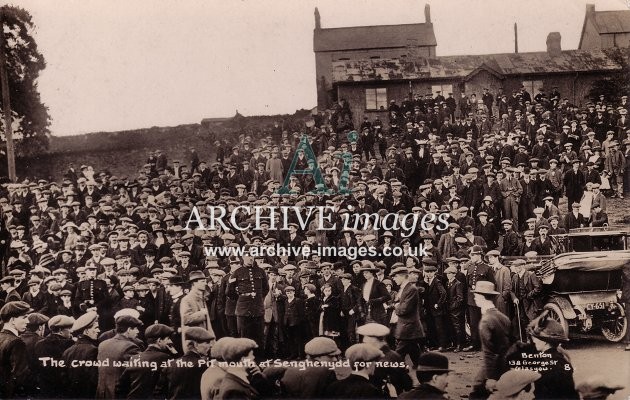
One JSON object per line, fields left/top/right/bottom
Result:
{"left": 587, "top": 47, "right": 630, "bottom": 103}
{"left": 0, "top": 5, "right": 50, "bottom": 159}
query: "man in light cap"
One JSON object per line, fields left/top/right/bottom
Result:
{"left": 34, "top": 314, "right": 75, "bottom": 397}
{"left": 390, "top": 264, "right": 423, "bottom": 374}
{"left": 116, "top": 324, "right": 176, "bottom": 398}
{"left": 96, "top": 314, "right": 143, "bottom": 398}
{"left": 165, "top": 327, "right": 216, "bottom": 399}
{"left": 357, "top": 322, "right": 413, "bottom": 396}
{"left": 63, "top": 311, "right": 100, "bottom": 399}
{"left": 181, "top": 271, "right": 214, "bottom": 343}
{"left": 488, "top": 369, "right": 540, "bottom": 399}
{"left": 399, "top": 352, "right": 452, "bottom": 399}
{"left": 0, "top": 301, "right": 33, "bottom": 398}
{"left": 325, "top": 343, "right": 384, "bottom": 398}
{"left": 486, "top": 250, "right": 511, "bottom": 316}
{"left": 281, "top": 337, "right": 340, "bottom": 398}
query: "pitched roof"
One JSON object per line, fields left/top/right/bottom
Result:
{"left": 314, "top": 23, "right": 436, "bottom": 52}
{"left": 591, "top": 10, "right": 630, "bottom": 34}
{"left": 332, "top": 49, "right": 622, "bottom": 83}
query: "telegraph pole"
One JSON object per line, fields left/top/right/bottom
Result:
{"left": 0, "top": 11, "right": 16, "bottom": 181}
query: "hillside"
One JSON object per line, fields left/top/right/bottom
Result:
{"left": 12, "top": 109, "right": 314, "bottom": 181}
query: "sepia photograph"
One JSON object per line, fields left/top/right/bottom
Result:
{"left": 0, "top": 0, "right": 630, "bottom": 399}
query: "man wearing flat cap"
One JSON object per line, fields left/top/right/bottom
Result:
{"left": 164, "top": 327, "right": 215, "bottom": 399}
{"left": 33, "top": 314, "right": 75, "bottom": 397}
{"left": 488, "top": 369, "right": 540, "bottom": 399}
{"left": 116, "top": 324, "right": 176, "bottom": 398}
{"left": 325, "top": 343, "right": 384, "bottom": 398}
{"left": 399, "top": 352, "right": 452, "bottom": 399}
{"left": 19, "top": 312, "right": 48, "bottom": 374}
{"left": 281, "top": 337, "right": 340, "bottom": 398}
{"left": 0, "top": 301, "right": 32, "bottom": 398}
{"left": 63, "top": 311, "right": 101, "bottom": 399}
{"left": 96, "top": 314, "right": 143, "bottom": 399}
{"left": 181, "top": 271, "right": 214, "bottom": 342}
{"left": 357, "top": 322, "right": 413, "bottom": 396}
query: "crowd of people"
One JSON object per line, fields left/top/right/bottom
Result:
{"left": 0, "top": 87, "right": 629, "bottom": 399}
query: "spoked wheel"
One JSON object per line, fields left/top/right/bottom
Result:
{"left": 543, "top": 303, "right": 570, "bottom": 338}
{"left": 601, "top": 303, "right": 627, "bottom": 342}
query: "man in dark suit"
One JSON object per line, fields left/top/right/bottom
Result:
{"left": 33, "top": 315, "right": 75, "bottom": 398}
{"left": 116, "top": 324, "right": 176, "bottom": 398}
{"left": 421, "top": 260, "right": 447, "bottom": 351}
{"left": 359, "top": 262, "right": 391, "bottom": 325}
{"left": 96, "top": 315, "right": 143, "bottom": 399}
{"left": 0, "top": 301, "right": 32, "bottom": 399}
{"left": 390, "top": 264, "right": 423, "bottom": 368}
{"left": 227, "top": 253, "right": 269, "bottom": 355}
{"left": 444, "top": 266, "right": 465, "bottom": 351}
{"left": 164, "top": 327, "right": 215, "bottom": 399}
{"left": 339, "top": 273, "right": 361, "bottom": 349}
{"left": 463, "top": 246, "right": 495, "bottom": 351}
{"left": 62, "top": 311, "right": 101, "bottom": 400}
{"left": 471, "top": 281, "right": 512, "bottom": 398}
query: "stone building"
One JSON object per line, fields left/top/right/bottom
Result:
{"left": 313, "top": 5, "right": 436, "bottom": 111}
{"left": 579, "top": 4, "right": 630, "bottom": 50}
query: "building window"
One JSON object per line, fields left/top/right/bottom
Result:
{"left": 366, "top": 88, "right": 388, "bottom": 110}
{"left": 522, "top": 80, "right": 543, "bottom": 95}
{"left": 370, "top": 56, "right": 381, "bottom": 59}
{"left": 432, "top": 84, "right": 453, "bottom": 96}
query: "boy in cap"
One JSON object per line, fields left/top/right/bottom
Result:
{"left": 63, "top": 311, "right": 100, "bottom": 399}
{"left": 444, "top": 266, "right": 465, "bottom": 352}
{"left": 0, "top": 301, "right": 33, "bottom": 398}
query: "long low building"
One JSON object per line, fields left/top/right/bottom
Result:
{"left": 330, "top": 34, "right": 625, "bottom": 127}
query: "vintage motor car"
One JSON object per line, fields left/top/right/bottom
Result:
{"left": 535, "top": 249, "right": 629, "bottom": 342}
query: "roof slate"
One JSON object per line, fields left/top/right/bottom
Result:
{"left": 332, "top": 49, "right": 623, "bottom": 83}
{"left": 592, "top": 10, "right": 630, "bottom": 34}
{"left": 314, "top": 23, "right": 436, "bottom": 52}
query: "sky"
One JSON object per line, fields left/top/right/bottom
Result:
{"left": 11, "top": 0, "right": 630, "bottom": 135}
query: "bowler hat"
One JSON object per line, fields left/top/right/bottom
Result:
{"left": 416, "top": 351, "right": 451, "bottom": 372}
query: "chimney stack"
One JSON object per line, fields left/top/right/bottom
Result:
{"left": 586, "top": 4, "right": 595, "bottom": 16}
{"left": 424, "top": 4, "right": 431, "bottom": 23}
{"left": 314, "top": 7, "right": 321, "bottom": 30}
{"left": 546, "top": 32, "right": 561, "bottom": 57}
{"left": 514, "top": 23, "right": 518, "bottom": 53}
